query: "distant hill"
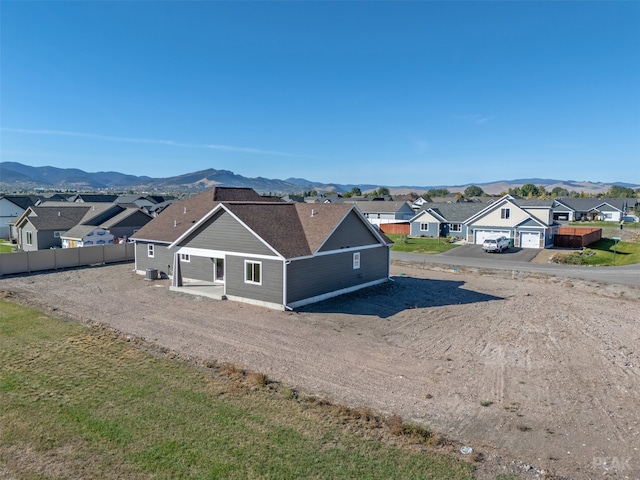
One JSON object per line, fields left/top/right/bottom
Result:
{"left": 0, "top": 161, "right": 637, "bottom": 195}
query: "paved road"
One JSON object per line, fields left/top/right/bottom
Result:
{"left": 390, "top": 248, "right": 640, "bottom": 287}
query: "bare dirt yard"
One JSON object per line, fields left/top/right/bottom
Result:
{"left": 2, "top": 261, "right": 639, "bottom": 479}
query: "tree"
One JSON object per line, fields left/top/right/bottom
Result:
{"left": 375, "top": 186, "right": 390, "bottom": 196}
{"left": 607, "top": 185, "right": 636, "bottom": 198}
{"left": 350, "top": 186, "right": 362, "bottom": 196}
{"left": 425, "top": 188, "right": 449, "bottom": 198}
{"left": 464, "top": 185, "right": 484, "bottom": 197}
{"left": 520, "top": 183, "right": 540, "bottom": 197}
{"left": 550, "top": 187, "right": 570, "bottom": 197}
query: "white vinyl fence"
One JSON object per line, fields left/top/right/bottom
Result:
{"left": 0, "top": 243, "right": 134, "bottom": 276}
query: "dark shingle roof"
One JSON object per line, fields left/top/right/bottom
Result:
{"left": 0, "top": 195, "right": 41, "bottom": 210}
{"left": 554, "top": 197, "right": 634, "bottom": 212}
{"left": 427, "top": 203, "right": 486, "bottom": 222}
{"left": 131, "top": 187, "right": 272, "bottom": 243}
{"left": 61, "top": 225, "right": 106, "bottom": 240}
{"left": 26, "top": 206, "right": 90, "bottom": 230}
{"left": 100, "top": 207, "right": 151, "bottom": 229}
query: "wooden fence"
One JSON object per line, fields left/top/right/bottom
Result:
{"left": 553, "top": 227, "right": 602, "bottom": 248}
{"left": 379, "top": 223, "right": 410, "bottom": 235}
{"left": 0, "top": 243, "right": 134, "bottom": 276}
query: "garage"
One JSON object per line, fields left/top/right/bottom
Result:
{"left": 520, "top": 232, "right": 541, "bottom": 249}
{"left": 474, "top": 230, "right": 510, "bottom": 245}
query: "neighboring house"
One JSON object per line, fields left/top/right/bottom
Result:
{"left": 352, "top": 201, "right": 415, "bottom": 226}
{"left": 98, "top": 207, "right": 153, "bottom": 240}
{"left": 131, "top": 187, "right": 277, "bottom": 276}
{"left": 409, "top": 203, "right": 486, "bottom": 238}
{"left": 411, "top": 197, "right": 429, "bottom": 211}
{"left": 14, "top": 206, "right": 91, "bottom": 251}
{"left": 465, "top": 196, "right": 557, "bottom": 248}
{"left": 14, "top": 202, "right": 153, "bottom": 251}
{"left": 409, "top": 195, "right": 557, "bottom": 249}
{"left": 131, "top": 187, "right": 392, "bottom": 310}
{"left": 552, "top": 197, "right": 637, "bottom": 222}
{"left": 61, "top": 226, "right": 114, "bottom": 248}
{"left": 0, "top": 195, "right": 41, "bottom": 239}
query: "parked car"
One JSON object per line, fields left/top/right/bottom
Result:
{"left": 482, "top": 236, "right": 510, "bottom": 253}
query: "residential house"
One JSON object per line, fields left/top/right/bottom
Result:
{"left": 465, "top": 196, "right": 557, "bottom": 248}
{"left": 409, "top": 195, "right": 557, "bottom": 248}
{"left": 552, "top": 197, "right": 637, "bottom": 222}
{"left": 0, "top": 195, "right": 41, "bottom": 239}
{"left": 15, "top": 206, "right": 92, "bottom": 251}
{"left": 352, "top": 201, "right": 415, "bottom": 226}
{"left": 409, "top": 203, "right": 486, "bottom": 238}
{"left": 14, "top": 202, "right": 153, "bottom": 251}
{"left": 131, "top": 187, "right": 392, "bottom": 310}
{"left": 61, "top": 226, "right": 114, "bottom": 248}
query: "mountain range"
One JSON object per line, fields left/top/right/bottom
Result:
{"left": 0, "top": 161, "right": 637, "bottom": 195}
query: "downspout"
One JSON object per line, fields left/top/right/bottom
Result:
{"left": 283, "top": 260, "right": 292, "bottom": 310}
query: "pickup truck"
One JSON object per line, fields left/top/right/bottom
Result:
{"left": 482, "top": 236, "right": 510, "bottom": 253}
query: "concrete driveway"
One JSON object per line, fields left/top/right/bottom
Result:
{"left": 440, "top": 243, "right": 541, "bottom": 262}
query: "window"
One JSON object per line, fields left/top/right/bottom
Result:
{"left": 501, "top": 208, "right": 510, "bottom": 219}
{"left": 179, "top": 253, "right": 190, "bottom": 262}
{"left": 450, "top": 223, "right": 461, "bottom": 232}
{"left": 420, "top": 223, "right": 429, "bottom": 232}
{"left": 353, "top": 252, "right": 361, "bottom": 269}
{"left": 147, "top": 244, "right": 154, "bottom": 258}
{"left": 26, "top": 232, "right": 33, "bottom": 245}
{"left": 53, "top": 231, "right": 64, "bottom": 238}
{"left": 245, "top": 260, "right": 261, "bottom": 284}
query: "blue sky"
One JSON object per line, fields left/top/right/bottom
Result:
{"left": 1, "top": 1, "right": 639, "bottom": 187}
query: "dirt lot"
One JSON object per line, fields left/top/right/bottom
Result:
{"left": 2, "top": 261, "right": 639, "bottom": 479}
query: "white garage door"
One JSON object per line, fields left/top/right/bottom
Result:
{"left": 475, "top": 230, "right": 510, "bottom": 245}
{"left": 520, "top": 232, "right": 540, "bottom": 249}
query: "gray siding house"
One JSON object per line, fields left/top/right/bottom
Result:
{"left": 13, "top": 203, "right": 153, "bottom": 251}
{"left": 131, "top": 187, "right": 392, "bottom": 310}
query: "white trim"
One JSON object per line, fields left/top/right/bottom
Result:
{"left": 244, "top": 260, "right": 262, "bottom": 285}
{"left": 176, "top": 246, "right": 280, "bottom": 261}
{"left": 287, "top": 278, "right": 388, "bottom": 309}
{"left": 168, "top": 204, "right": 284, "bottom": 259}
{"left": 353, "top": 252, "right": 361, "bottom": 269}
{"left": 147, "top": 244, "right": 154, "bottom": 258}
{"left": 179, "top": 253, "right": 190, "bottom": 262}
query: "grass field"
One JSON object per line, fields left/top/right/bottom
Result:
{"left": 552, "top": 239, "right": 640, "bottom": 266}
{"left": 387, "top": 234, "right": 460, "bottom": 254}
{"left": 0, "top": 240, "right": 15, "bottom": 253}
{"left": 0, "top": 300, "right": 474, "bottom": 479}
{"left": 569, "top": 220, "right": 639, "bottom": 229}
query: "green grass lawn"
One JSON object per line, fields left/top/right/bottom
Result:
{"left": 0, "top": 240, "right": 16, "bottom": 253}
{"left": 387, "top": 234, "right": 459, "bottom": 254}
{"left": 0, "top": 301, "right": 474, "bottom": 479}
{"left": 568, "top": 220, "right": 640, "bottom": 229}
{"left": 553, "top": 239, "right": 640, "bottom": 266}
